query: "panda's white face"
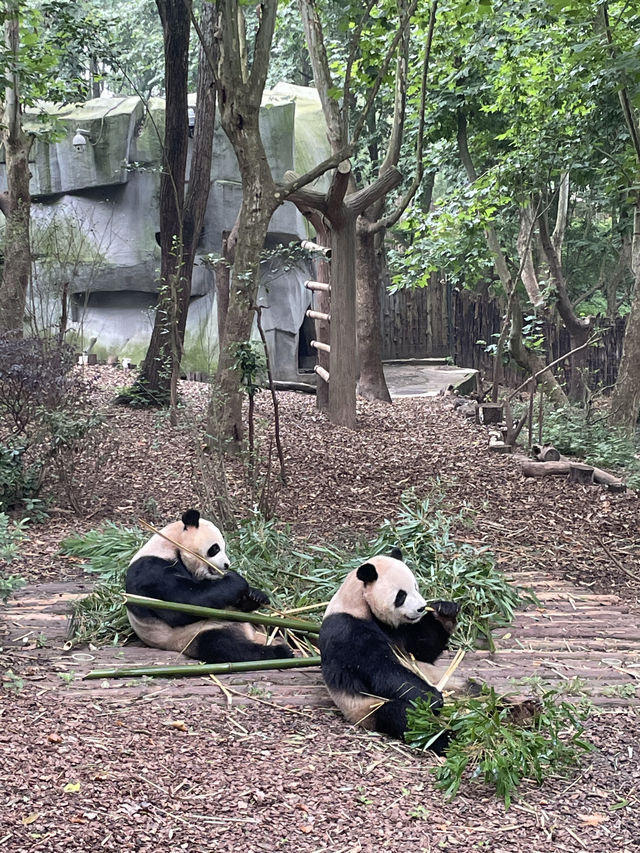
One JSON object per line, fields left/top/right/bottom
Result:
{"left": 359, "top": 555, "right": 427, "bottom": 628}
{"left": 181, "top": 517, "right": 230, "bottom": 580}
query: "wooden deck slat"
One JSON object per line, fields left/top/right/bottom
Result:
{"left": 3, "top": 577, "right": 639, "bottom": 707}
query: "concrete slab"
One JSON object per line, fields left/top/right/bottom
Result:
{"left": 383, "top": 362, "right": 477, "bottom": 398}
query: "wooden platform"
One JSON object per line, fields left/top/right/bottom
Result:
{"left": 2, "top": 574, "right": 638, "bottom": 708}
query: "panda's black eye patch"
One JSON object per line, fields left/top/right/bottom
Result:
{"left": 207, "top": 543, "right": 221, "bottom": 557}
{"left": 394, "top": 590, "right": 407, "bottom": 608}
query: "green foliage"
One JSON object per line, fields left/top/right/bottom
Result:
{"left": 0, "top": 445, "right": 40, "bottom": 512}
{"left": 369, "top": 493, "right": 528, "bottom": 649}
{"left": 66, "top": 494, "right": 527, "bottom": 650}
{"left": 114, "top": 379, "right": 171, "bottom": 408}
{"left": 539, "top": 404, "right": 640, "bottom": 489}
{"left": 233, "top": 341, "right": 267, "bottom": 398}
{"left": 0, "top": 334, "right": 106, "bottom": 512}
{"left": 1, "top": 669, "right": 24, "bottom": 694}
{"left": 0, "top": 511, "right": 28, "bottom": 565}
{"left": 406, "top": 686, "right": 594, "bottom": 807}
{"left": 64, "top": 522, "right": 146, "bottom": 645}
{"left": 61, "top": 522, "right": 146, "bottom": 583}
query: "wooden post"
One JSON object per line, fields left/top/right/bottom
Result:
{"left": 328, "top": 216, "right": 357, "bottom": 429}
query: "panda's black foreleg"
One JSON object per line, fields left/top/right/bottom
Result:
{"left": 188, "top": 627, "right": 294, "bottom": 663}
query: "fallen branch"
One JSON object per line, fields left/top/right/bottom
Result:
{"left": 518, "top": 457, "right": 625, "bottom": 491}
{"left": 596, "top": 536, "right": 640, "bottom": 582}
{"left": 124, "top": 593, "right": 321, "bottom": 634}
{"left": 84, "top": 655, "right": 322, "bottom": 680}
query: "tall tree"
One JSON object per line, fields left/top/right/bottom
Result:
{"left": 124, "top": 0, "right": 216, "bottom": 411}
{"left": 198, "top": 0, "right": 386, "bottom": 441}
{"left": 0, "top": 0, "right": 104, "bottom": 334}
{"left": 291, "top": 0, "right": 425, "bottom": 413}
{"left": 602, "top": 2, "right": 640, "bottom": 432}
{"left": 0, "top": 3, "right": 32, "bottom": 334}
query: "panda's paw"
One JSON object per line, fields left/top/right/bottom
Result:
{"left": 236, "top": 587, "right": 270, "bottom": 612}
{"left": 431, "top": 600, "right": 460, "bottom": 620}
{"left": 262, "top": 643, "right": 294, "bottom": 660}
{"left": 247, "top": 586, "right": 270, "bottom": 606}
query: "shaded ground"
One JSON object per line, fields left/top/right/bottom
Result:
{"left": 1, "top": 367, "right": 640, "bottom": 852}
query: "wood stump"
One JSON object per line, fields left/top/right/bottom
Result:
{"left": 531, "top": 443, "right": 561, "bottom": 462}
{"left": 478, "top": 403, "right": 503, "bottom": 425}
{"left": 568, "top": 463, "right": 594, "bottom": 485}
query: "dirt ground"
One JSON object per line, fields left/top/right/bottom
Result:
{"left": 1, "top": 367, "right": 639, "bottom": 853}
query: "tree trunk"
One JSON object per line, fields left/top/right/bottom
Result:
{"left": 207, "top": 0, "right": 279, "bottom": 445}
{"left": 0, "top": 14, "right": 32, "bottom": 335}
{"left": 538, "top": 205, "right": 593, "bottom": 401}
{"left": 129, "top": 0, "right": 190, "bottom": 404}
{"left": 610, "top": 199, "right": 640, "bottom": 432}
{"left": 508, "top": 298, "right": 568, "bottom": 406}
{"left": 213, "top": 179, "right": 276, "bottom": 442}
{"left": 355, "top": 221, "right": 391, "bottom": 402}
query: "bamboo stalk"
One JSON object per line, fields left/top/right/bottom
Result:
{"left": 84, "top": 655, "right": 322, "bottom": 680}
{"left": 124, "top": 593, "right": 321, "bottom": 634}
{"left": 275, "top": 601, "right": 330, "bottom": 615}
{"left": 436, "top": 648, "right": 466, "bottom": 692}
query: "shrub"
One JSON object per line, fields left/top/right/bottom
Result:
{"left": 0, "top": 332, "right": 110, "bottom": 512}
{"left": 536, "top": 403, "right": 640, "bottom": 488}
{"left": 0, "top": 511, "right": 28, "bottom": 562}
{"left": 406, "top": 686, "right": 593, "bottom": 807}
{"left": 0, "top": 511, "right": 27, "bottom": 602}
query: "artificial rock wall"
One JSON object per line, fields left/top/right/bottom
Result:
{"left": 1, "top": 84, "right": 329, "bottom": 380}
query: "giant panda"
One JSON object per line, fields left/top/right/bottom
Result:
{"left": 318, "top": 549, "right": 459, "bottom": 753}
{"left": 125, "top": 509, "right": 293, "bottom": 662}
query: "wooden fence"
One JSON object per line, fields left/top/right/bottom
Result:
{"left": 381, "top": 277, "right": 626, "bottom": 390}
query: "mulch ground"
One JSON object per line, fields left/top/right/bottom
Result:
{"left": 1, "top": 366, "right": 640, "bottom": 852}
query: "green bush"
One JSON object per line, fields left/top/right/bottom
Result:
{"left": 406, "top": 686, "right": 593, "bottom": 806}
{"left": 0, "top": 445, "right": 41, "bottom": 512}
{"left": 537, "top": 404, "right": 640, "bottom": 488}
{"left": 63, "top": 522, "right": 146, "bottom": 644}
{"left": 0, "top": 511, "right": 28, "bottom": 562}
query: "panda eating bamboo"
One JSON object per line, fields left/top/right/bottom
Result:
{"left": 125, "top": 509, "right": 293, "bottom": 663}
{"left": 319, "top": 549, "right": 459, "bottom": 753}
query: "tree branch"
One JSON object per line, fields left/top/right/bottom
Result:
{"left": 345, "top": 167, "right": 403, "bottom": 216}
{"left": 538, "top": 206, "right": 592, "bottom": 337}
{"left": 298, "top": 0, "right": 344, "bottom": 150}
{"left": 517, "top": 201, "right": 544, "bottom": 308}
{"left": 376, "top": 0, "right": 438, "bottom": 233}
{"left": 249, "top": 0, "right": 278, "bottom": 97}
{"left": 552, "top": 170, "right": 570, "bottom": 262}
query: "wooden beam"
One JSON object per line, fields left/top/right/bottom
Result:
{"left": 301, "top": 240, "right": 332, "bottom": 258}
{"left": 314, "top": 364, "right": 330, "bottom": 382}
{"left": 307, "top": 309, "right": 331, "bottom": 322}
{"left": 305, "top": 280, "right": 331, "bottom": 293}
{"left": 311, "top": 340, "right": 330, "bottom": 353}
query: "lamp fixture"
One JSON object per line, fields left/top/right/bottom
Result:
{"left": 72, "top": 128, "right": 92, "bottom": 152}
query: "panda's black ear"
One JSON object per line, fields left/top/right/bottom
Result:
{"left": 181, "top": 509, "right": 200, "bottom": 529}
{"left": 356, "top": 563, "right": 378, "bottom": 585}
{"left": 389, "top": 547, "right": 402, "bottom": 561}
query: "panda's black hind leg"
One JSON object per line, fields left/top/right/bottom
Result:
{"left": 189, "top": 628, "right": 293, "bottom": 663}
{"left": 375, "top": 697, "right": 450, "bottom": 755}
